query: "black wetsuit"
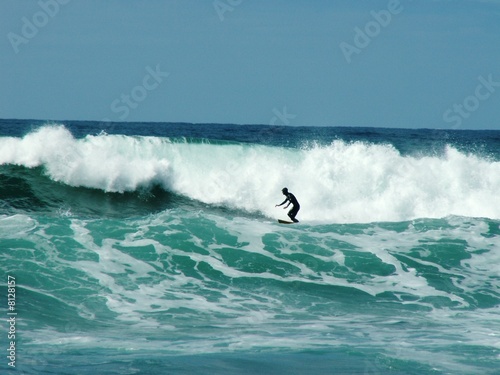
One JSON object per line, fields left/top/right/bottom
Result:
{"left": 280, "top": 192, "right": 300, "bottom": 222}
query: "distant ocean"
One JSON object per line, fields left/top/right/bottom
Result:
{"left": 1, "top": 119, "right": 499, "bottom": 374}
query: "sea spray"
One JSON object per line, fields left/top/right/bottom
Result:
{"left": 1, "top": 125, "right": 500, "bottom": 223}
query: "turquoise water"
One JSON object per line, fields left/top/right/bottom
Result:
{"left": 1, "top": 120, "right": 499, "bottom": 374}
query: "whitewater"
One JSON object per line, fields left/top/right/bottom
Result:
{"left": 1, "top": 120, "right": 499, "bottom": 374}
{"left": 1, "top": 124, "right": 499, "bottom": 222}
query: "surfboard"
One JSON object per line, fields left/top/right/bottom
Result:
{"left": 278, "top": 219, "right": 295, "bottom": 224}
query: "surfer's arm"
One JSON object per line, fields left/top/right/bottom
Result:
{"left": 276, "top": 198, "right": 289, "bottom": 207}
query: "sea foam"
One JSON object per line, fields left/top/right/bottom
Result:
{"left": 1, "top": 125, "right": 499, "bottom": 223}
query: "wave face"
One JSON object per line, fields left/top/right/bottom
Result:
{"left": 1, "top": 124, "right": 499, "bottom": 222}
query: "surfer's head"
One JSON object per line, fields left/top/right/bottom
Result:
{"left": 282, "top": 187, "right": 288, "bottom": 194}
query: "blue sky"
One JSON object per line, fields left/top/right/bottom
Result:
{"left": 1, "top": 0, "right": 499, "bottom": 129}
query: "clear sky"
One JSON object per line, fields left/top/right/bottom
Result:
{"left": 1, "top": 0, "right": 499, "bottom": 129}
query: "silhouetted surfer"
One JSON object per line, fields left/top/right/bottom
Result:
{"left": 276, "top": 187, "right": 300, "bottom": 222}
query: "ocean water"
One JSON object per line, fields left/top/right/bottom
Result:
{"left": 1, "top": 119, "right": 499, "bottom": 374}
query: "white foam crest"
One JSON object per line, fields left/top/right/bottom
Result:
{"left": 295, "top": 141, "right": 500, "bottom": 222}
{"left": 0, "top": 125, "right": 172, "bottom": 192}
{"left": 2, "top": 125, "right": 500, "bottom": 222}
{"left": 180, "top": 139, "right": 500, "bottom": 222}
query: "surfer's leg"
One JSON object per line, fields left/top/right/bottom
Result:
{"left": 288, "top": 206, "right": 299, "bottom": 223}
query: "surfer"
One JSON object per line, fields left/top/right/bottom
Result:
{"left": 275, "top": 187, "right": 300, "bottom": 223}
